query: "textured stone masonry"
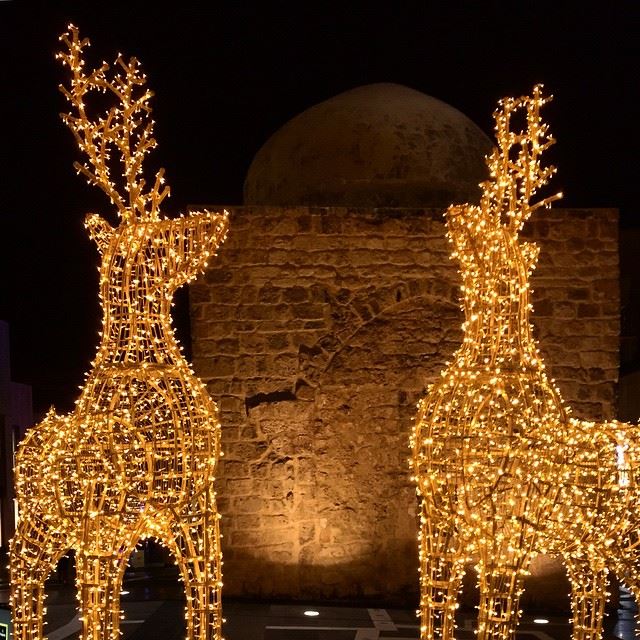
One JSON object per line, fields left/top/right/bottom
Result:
{"left": 190, "top": 206, "right": 620, "bottom": 605}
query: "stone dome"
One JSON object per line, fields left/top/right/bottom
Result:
{"left": 244, "top": 83, "right": 493, "bottom": 208}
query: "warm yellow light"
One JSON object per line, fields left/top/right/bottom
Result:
{"left": 410, "top": 85, "right": 639, "bottom": 640}
{"left": 10, "top": 25, "right": 228, "bottom": 640}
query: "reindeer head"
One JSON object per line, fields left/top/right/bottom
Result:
{"left": 57, "top": 26, "right": 228, "bottom": 307}
{"left": 84, "top": 211, "right": 227, "bottom": 306}
{"left": 447, "top": 86, "right": 561, "bottom": 297}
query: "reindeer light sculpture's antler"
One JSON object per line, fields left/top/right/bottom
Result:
{"left": 481, "top": 84, "right": 562, "bottom": 232}
{"left": 57, "top": 25, "right": 169, "bottom": 221}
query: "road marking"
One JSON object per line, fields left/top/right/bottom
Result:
{"left": 265, "top": 624, "right": 418, "bottom": 639}
{"left": 357, "top": 633, "right": 418, "bottom": 640}
{"left": 266, "top": 609, "right": 416, "bottom": 638}
{"left": 519, "top": 632, "right": 555, "bottom": 640}
{"left": 266, "top": 625, "right": 363, "bottom": 631}
{"left": 368, "top": 608, "right": 397, "bottom": 632}
{"left": 47, "top": 615, "right": 144, "bottom": 640}
{"left": 450, "top": 619, "right": 557, "bottom": 640}
{"left": 355, "top": 629, "right": 379, "bottom": 640}
{"left": 48, "top": 616, "right": 81, "bottom": 640}
{"left": 265, "top": 614, "right": 556, "bottom": 640}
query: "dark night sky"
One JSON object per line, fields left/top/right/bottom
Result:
{"left": 1, "top": 1, "right": 638, "bottom": 417}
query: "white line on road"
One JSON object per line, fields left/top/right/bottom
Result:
{"left": 368, "top": 608, "right": 397, "bottom": 632}
{"left": 265, "top": 608, "right": 420, "bottom": 638}
{"left": 265, "top": 625, "right": 363, "bottom": 631}
{"left": 47, "top": 615, "right": 144, "bottom": 640}
{"left": 354, "top": 629, "right": 379, "bottom": 640}
{"left": 48, "top": 616, "right": 81, "bottom": 640}
{"left": 265, "top": 624, "right": 419, "bottom": 638}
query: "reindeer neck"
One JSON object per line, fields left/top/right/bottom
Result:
{"left": 458, "top": 269, "right": 539, "bottom": 368}
{"left": 93, "top": 284, "right": 185, "bottom": 367}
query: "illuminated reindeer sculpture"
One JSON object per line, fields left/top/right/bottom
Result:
{"left": 410, "top": 85, "right": 640, "bottom": 640}
{"left": 541, "top": 396, "right": 640, "bottom": 636}
{"left": 10, "top": 26, "right": 228, "bottom": 640}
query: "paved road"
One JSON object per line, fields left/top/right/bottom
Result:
{"left": 2, "top": 568, "right": 637, "bottom": 640}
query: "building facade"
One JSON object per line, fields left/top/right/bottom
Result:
{"left": 190, "top": 84, "right": 621, "bottom": 607}
{"left": 0, "top": 321, "right": 32, "bottom": 568}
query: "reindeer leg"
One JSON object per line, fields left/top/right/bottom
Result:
{"left": 418, "top": 505, "right": 464, "bottom": 640}
{"left": 10, "top": 516, "right": 68, "bottom": 640}
{"left": 168, "top": 486, "right": 222, "bottom": 640}
{"left": 609, "top": 539, "right": 640, "bottom": 622}
{"left": 476, "top": 550, "right": 526, "bottom": 640}
{"left": 76, "top": 520, "right": 136, "bottom": 640}
{"left": 566, "top": 557, "right": 608, "bottom": 640}
{"left": 76, "top": 551, "right": 121, "bottom": 640}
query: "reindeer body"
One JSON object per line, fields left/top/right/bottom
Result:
{"left": 411, "top": 87, "right": 640, "bottom": 640}
{"left": 11, "top": 27, "right": 229, "bottom": 640}
{"left": 412, "top": 210, "right": 567, "bottom": 640}
{"left": 540, "top": 417, "right": 640, "bottom": 640}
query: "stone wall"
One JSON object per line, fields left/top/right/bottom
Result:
{"left": 189, "top": 206, "right": 620, "bottom": 604}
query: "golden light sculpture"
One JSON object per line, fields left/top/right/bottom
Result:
{"left": 540, "top": 416, "right": 640, "bottom": 640}
{"left": 410, "top": 85, "right": 640, "bottom": 640}
{"left": 10, "top": 26, "right": 229, "bottom": 640}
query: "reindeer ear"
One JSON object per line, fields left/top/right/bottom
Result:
{"left": 84, "top": 213, "right": 114, "bottom": 254}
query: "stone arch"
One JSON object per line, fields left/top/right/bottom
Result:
{"left": 229, "top": 286, "right": 461, "bottom": 599}
{"left": 289, "top": 289, "right": 461, "bottom": 597}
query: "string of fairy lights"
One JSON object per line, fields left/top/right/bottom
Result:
{"left": 6, "top": 23, "right": 638, "bottom": 640}
{"left": 410, "top": 85, "right": 640, "bottom": 640}
{"left": 10, "top": 25, "right": 228, "bottom": 640}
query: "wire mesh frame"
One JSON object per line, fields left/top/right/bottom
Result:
{"left": 10, "top": 25, "right": 229, "bottom": 640}
{"left": 410, "top": 86, "right": 640, "bottom": 640}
